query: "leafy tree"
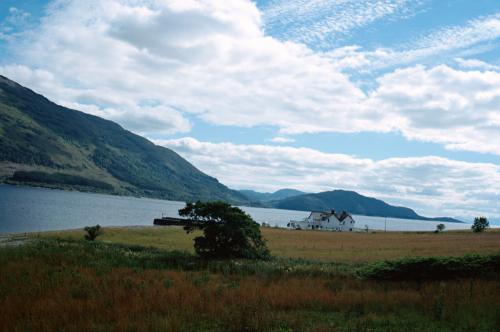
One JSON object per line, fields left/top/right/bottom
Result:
{"left": 179, "top": 201, "right": 270, "bottom": 259}
{"left": 471, "top": 217, "right": 489, "bottom": 233}
{"left": 84, "top": 225, "right": 102, "bottom": 241}
{"left": 436, "top": 224, "right": 445, "bottom": 233}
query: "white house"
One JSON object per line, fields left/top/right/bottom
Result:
{"left": 288, "top": 210, "right": 355, "bottom": 232}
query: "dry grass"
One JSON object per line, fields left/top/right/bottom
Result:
{"left": 262, "top": 228, "right": 500, "bottom": 262}
{"left": 2, "top": 228, "right": 499, "bottom": 331}
{"left": 43, "top": 226, "right": 500, "bottom": 262}
{"left": 1, "top": 252, "right": 498, "bottom": 331}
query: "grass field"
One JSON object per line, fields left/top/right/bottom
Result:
{"left": 1, "top": 227, "right": 498, "bottom": 331}
{"left": 43, "top": 226, "right": 500, "bottom": 262}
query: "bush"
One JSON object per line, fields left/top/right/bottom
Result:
{"left": 84, "top": 225, "right": 103, "bottom": 241}
{"left": 471, "top": 217, "right": 489, "bottom": 233}
{"left": 357, "top": 254, "right": 500, "bottom": 281}
{"left": 179, "top": 201, "right": 270, "bottom": 260}
{"left": 435, "top": 223, "right": 445, "bottom": 233}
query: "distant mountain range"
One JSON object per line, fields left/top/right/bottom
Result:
{"left": 0, "top": 76, "right": 461, "bottom": 222}
{"left": 238, "top": 189, "right": 307, "bottom": 202}
{"left": 240, "top": 189, "right": 463, "bottom": 223}
{"left": 0, "top": 75, "right": 246, "bottom": 203}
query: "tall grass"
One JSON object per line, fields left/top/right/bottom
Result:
{"left": 1, "top": 238, "right": 499, "bottom": 331}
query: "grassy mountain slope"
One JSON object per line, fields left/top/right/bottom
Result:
{"left": 0, "top": 75, "right": 247, "bottom": 203}
{"left": 272, "top": 190, "right": 462, "bottom": 222}
{"left": 239, "top": 188, "right": 306, "bottom": 202}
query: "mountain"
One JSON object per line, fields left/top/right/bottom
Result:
{"left": 239, "top": 188, "right": 306, "bottom": 202}
{"left": 272, "top": 190, "right": 463, "bottom": 223}
{"left": 0, "top": 75, "right": 247, "bottom": 203}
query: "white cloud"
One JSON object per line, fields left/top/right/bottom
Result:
{"left": 261, "top": 0, "right": 423, "bottom": 49}
{"left": 370, "top": 65, "right": 500, "bottom": 154}
{"left": 6, "top": 7, "right": 31, "bottom": 26}
{"left": 269, "top": 137, "right": 295, "bottom": 143}
{"left": 157, "top": 137, "right": 500, "bottom": 220}
{"left": 0, "top": 7, "right": 32, "bottom": 42}
{"left": 0, "top": 0, "right": 499, "bottom": 156}
{"left": 1, "top": 0, "right": 367, "bottom": 136}
{"left": 327, "top": 13, "right": 500, "bottom": 70}
{"left": 455, "top": 58, "right": 500, "bottom": 71}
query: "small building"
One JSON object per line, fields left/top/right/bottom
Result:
{"left": 288, "top": 210, "right": 355, "bottom": 232}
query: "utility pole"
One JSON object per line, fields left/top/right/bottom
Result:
{"left": 384, "top": 216, "right": 387, "bottom": 233}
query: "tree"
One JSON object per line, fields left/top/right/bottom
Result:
{"left": 471, "top": 217, "right": 489, "bottom": 233}
{"left": 179, "top": 201, "right": 270, "bottom": 259}
{"left": 435, "top": 224, "right": 445, "bottom": 233}
{"left": 84, "top": 225, "right": 102, "bottom": 241}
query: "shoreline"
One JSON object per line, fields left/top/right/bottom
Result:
{"left": 2, "top": 183, "right": 485, "bottom": 227}
{"left": 2, "top": 224, "right": 499, "bottom": 238}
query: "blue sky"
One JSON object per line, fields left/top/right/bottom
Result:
{"left": 1, "top": 0, "right": 499, "bottom": 221}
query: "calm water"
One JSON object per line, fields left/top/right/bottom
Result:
{"left": 0, "top": 184, "right": 477, "bottom": 234}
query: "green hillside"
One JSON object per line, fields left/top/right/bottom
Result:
{"left": 272, "top": 190, "right": 462, "bottom": 223}
{"left": 239, "top": 188, "right": 306, "bottom": 202}
{"left": 0, "top": 75, "right": 247, "bottom": 203}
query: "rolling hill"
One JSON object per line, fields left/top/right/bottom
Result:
{"left": 0, "top": 75, "right": 247, "bottom": 203}
{"left": 0, "top": 76, "right": 462, "bottom": 222}
{"left": 271, "top": 190, "right": 462, "bottom": 222}
{"left": 239, "top": 188, "right": 306, "bottom": 202}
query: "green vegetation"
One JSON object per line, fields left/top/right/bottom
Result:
{"left": 239, "top": 188, "right": 306, "bottom": 202}
{"left": 358, "top": 254, "right": 500, "bottom": 281}
{"left": 436, "top": 223, "right": 446, "bottom": 233}
{"left": 84, "top": 225, "right": 103, "bottom": 241}
{"left": 0, "top": 75, "right": 246, "bottom": 203}
{"left": 1, "top": 236, "right": 499, "bottom": 331}
{"left": 179, "top": 201, "right": 270, "bottom": 259}
{"left": 12, "top": 171, "right": 114, "bottom": 191}
{"left": 472, "top": 216, "right": 489, "bottom": 233}
{"left": 45, "top": 226, "right": 500, "bottom": 262}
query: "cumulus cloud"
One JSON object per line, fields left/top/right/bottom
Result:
{"left": 157, "top": 137, "right": 500, "bottom": 220}
{"left": 370, "top": 65, "right": 500, "bottom": 154}
{"left": 1, "top": 0, "right": 368, "bottom": 136}
{"left": 0, "top": 0, "right": 499, "bottom": 155}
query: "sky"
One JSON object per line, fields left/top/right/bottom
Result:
{"left": 0, "top": 0, "right": 499, "bottom": 222}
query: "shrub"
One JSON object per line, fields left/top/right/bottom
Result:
{"left": 179, "top": 201, "right": 270, "bottom": 260}
{"left": 84, "top": 225, "right": 103, "bottom": 241}
{"left": 471, "top": 217, "right": 489, "bottom": 233}
{"left": 357, "top": 254, "right": 500, "bottom": 281}
{"left": 435, "top": 224, "right": 445, "bottom": 233}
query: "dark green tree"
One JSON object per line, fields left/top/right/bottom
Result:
{"left": 84, "top": 225, "right": 102, "bottom": 241}
{"left": 471, "top": 217, "right": 489, "bottom": 233}
{"left": 436, "top": 223, "right": 445, "bottom": 233}
{"left": 179, "top": 201, "right": 270, "bottom": 259}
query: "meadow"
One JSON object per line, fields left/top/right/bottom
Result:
{"left": 0, "top": 227, "right": 499, "bottom": 331}
{"left": 43, "top": 226, "right": 500, "bottom": 262}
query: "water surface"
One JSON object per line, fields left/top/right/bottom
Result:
{"left": 0, "top": 184, "right": 477, "bottom": 234}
